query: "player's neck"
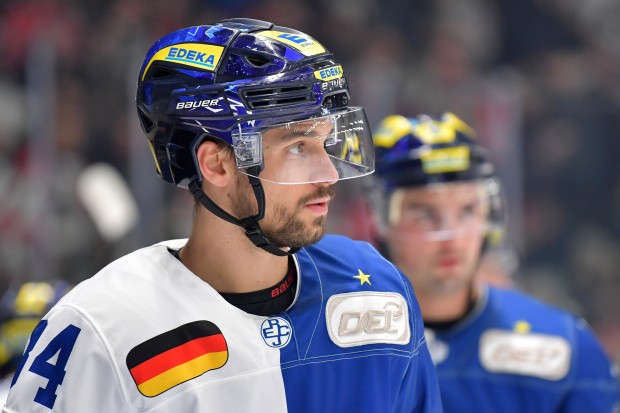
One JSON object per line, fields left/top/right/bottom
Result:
{"left": 180, "top": 208, "right": 289, "bottom": 294}
{"left": 418, "top": 284, "right": 479, "bottom": 323}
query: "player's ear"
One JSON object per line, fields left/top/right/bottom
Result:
{"left": 196, "top": 141, "right": 235, "bottom": 188}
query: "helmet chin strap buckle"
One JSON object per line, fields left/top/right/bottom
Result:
{"left": 244, "top": 225, "right": 297, "bottom": 256}
{"left": 244, "top": 226, "right": 270, "bottom": 247}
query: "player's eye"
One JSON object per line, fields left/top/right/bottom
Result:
{"left": 460, "top": 202, "right": 480, "bottom": 221}
{"left": 286, "top": 142, "right": 305, "bottom": 157}
{"left": 404, "top": 206, "right": 434, "bottom": 226}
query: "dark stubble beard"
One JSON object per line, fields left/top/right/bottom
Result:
{"left": 231, "top": 175, "right": 335, "bottom": 249}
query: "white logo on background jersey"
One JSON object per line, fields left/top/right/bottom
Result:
{"left": 479, "top": 329, "right": 571, "bottom": 380}
{"left": 261, "top": 317, "right": 292, "bottom": 348}
{"left": 425, "top": 328, "right": 449, "bottom": 365}
{"left": 326, "top": 292, "right": 410, "bottom": 348}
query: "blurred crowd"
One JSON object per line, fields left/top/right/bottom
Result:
{"left": 1, "top": 0, "right": 619, "bottom": 364}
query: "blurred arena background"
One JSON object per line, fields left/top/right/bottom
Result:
{"left": 0, "top": 0, "right": 619, "bottom": 365}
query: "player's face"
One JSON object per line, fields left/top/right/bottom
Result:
{"left": 232, "top": 120, "right": 339, "bottom": 249}
{"left": 386, "top": 182, "right": 486, "bottom": 295}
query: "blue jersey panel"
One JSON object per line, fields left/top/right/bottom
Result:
{"left": 428, "top": 286, "right": 619, "bottom": 413}
{"left": 280, "top": 235, "right": 442, "bottom": 413}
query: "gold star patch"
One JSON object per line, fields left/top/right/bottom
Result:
{"left": 353, "top": 269, "right": 371, "bottom": 286}
{"left": 513, "top": 320, "right": 531, "bottom": 334}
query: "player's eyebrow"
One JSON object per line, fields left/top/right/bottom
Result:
{"left": 279, "top": 127, "right": 331, "bottom": 142}
{"left": 402, "top": 201, "right": 433, "bottom": 210}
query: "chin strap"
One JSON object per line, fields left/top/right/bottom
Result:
{"left": 188, "top": 169, "right": 299, "bottom": 257}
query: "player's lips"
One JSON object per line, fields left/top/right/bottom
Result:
{"left": 437, "top": 256, "right": 459, "bottom": 268}
{"left": 304, "top": 197, "right": 331, "bottom": 214}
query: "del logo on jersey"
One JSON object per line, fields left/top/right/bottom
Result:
{"left": 326, "top": 292, "right": 410, "bottom": 348}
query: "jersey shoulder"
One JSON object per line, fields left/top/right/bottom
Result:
{"left": 63, "top": 239, "right": 188, "bottom": 303}
{"left": 298, "top": 235, "right": 423, "bottom": 350}
{"left": 485, "top": 286, "right": 617, "bottom": 371}
{"left": 482, "top": 286, "right": 620, "bottom": 397}
{"left": 302, "top": 234, "right": 409, "bottom": 293}
{"left": 487, "top": 286, "right": 578, "bottom": 326}
{"left": 56, "top": 239, "right": 219, "bottom": 334}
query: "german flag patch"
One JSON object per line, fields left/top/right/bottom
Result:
{"left": 126, "top": 320, "right": 228, "bottom": 397}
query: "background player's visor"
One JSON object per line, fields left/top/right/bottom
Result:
{"left": 387, "top": 180, "right": 493, "bottom": 242}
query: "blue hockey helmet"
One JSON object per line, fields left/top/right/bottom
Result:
{"left": 136, "top": 18, "right": 374, "bottom": 188}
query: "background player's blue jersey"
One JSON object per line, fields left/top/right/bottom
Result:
{"left": 426, "top": 286, "right": 619, "bottom": 413}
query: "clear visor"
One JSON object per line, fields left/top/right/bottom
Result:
{"left": 232, "top": 107, "right": 374, "bottom": 184}
{"left": 388, "top": 180, "right": 496, "bottom": 242}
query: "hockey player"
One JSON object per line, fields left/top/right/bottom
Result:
{"left": 3, "top": 19, "right": 442, "bottom": 412}
{"left": 371, "top": 112, "right": 620, "bottom": 412}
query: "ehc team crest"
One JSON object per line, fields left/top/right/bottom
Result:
{"left": 261, "top": 317, "right": 292, "bottom": 348}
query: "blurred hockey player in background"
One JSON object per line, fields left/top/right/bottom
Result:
{"left": 370, "top": 112, "right": 619, "bottom": 412}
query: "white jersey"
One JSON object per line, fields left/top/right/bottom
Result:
{"left": 3, "top": 236, "right": 442, "bottom": 412}
{"left": 0, "top": 376, "right": 10, "bottom": 408}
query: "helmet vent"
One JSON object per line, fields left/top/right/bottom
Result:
{"left": 244, "top": 54, "right": 273, "bottom": 68}
{"left": 150, "top": 67, "right": 178, "bottom": 80}
{"left": 241, "top": 85, "right": 313, "bottom": 109}
{"left": 137, "top": 108, "right": 155, "bottom": 132}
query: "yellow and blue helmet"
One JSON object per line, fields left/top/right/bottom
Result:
{"left": 0, "top": 281, "right": 72, "bottom": 377}
{"left": 373, "top": 113, "right": 495, "bottom": 191}
{"left": 372, "top": 113, "right": 505, "bottom": 247}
